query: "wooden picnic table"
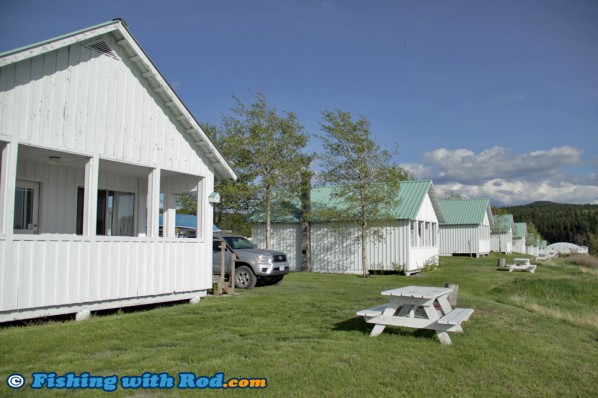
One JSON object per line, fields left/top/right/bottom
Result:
{"left": 357, "top": 286, "right": 474, "bottom": 345}
{"left": 508, "top": 258, "right": 537, "bottom": 273}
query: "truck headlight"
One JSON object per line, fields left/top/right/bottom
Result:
{"left": 257, "top": 254, "right": 273, "bottom": 264}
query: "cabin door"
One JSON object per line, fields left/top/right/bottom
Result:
{"left": 14, "top": 181, "right": 39, "bottom": 234}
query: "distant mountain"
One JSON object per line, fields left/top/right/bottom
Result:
{"left": 497, "top": 202, "right": 598, "bottom": 253}
{"left": 525, "top": 201, "right": 559, "bottom": 206}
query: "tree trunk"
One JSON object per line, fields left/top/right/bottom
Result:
{"left": 362, "top": 223, "right": 369, "bottom": 278}
{"left": 300, "top": 170, "right": 312, "bottom": 272}
{"left": 265, "top": 187, "right": 271, "bottom": 249}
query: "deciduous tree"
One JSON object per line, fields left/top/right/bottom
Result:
{"left": 223, "top": 93, "right": 309, "bottom": 248}
{"left": 177, "top": 122, "right": 256, "bottom": 236}
{"left": 317, "top": 109, "right": 409, "bottom": 277}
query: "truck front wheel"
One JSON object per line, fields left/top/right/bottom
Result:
{"left": 235, "top": 266, "right": 257, "bottom": 289}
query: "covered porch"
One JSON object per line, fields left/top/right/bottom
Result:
{"left": 0, "top": 142, "right": 214, "bottom": 322}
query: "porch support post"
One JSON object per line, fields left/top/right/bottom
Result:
{"left": 0, "top": 141, "right": 18, "bottom": 238}
{"left": 196, "top": 177, "right": 209, "bottom": 239}
{"left": 163, "top": 192, "right": 176, "bottom": 238}
{"left": 83, "top": 155, "right": 99, "bottom": 236}
{"left": 147, "top": 168, "right": 161, "bottom": 238}
{"left": 136, "top": 178, "right": 148, "bottom": 236}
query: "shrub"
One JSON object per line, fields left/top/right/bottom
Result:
{"left": 564, "top": 254, "right": 598, "bottom": 269}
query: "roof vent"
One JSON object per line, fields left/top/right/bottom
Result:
{"left": 84, "top": 40, "right": 119, "bottom": 60}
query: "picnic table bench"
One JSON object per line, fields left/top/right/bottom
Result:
{"left": 356, "top": 286, "right": 474, "bottom": 345}
{"left": 508, "top": 258, "right": 537, "bottom": 273}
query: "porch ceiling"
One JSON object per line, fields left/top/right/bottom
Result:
{"left": 18, "top": 145, "right": 87, "bottom": 169}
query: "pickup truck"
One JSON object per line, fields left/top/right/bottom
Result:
{"left": 212, "top": 233, "right": 290, "bottom": 289}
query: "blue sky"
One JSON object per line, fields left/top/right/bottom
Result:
{"left": 1, "top": 0, "right": 597, "bottom": 206}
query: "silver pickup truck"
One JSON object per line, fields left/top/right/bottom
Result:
{"left": 212, "top": 233, "right": 290, "bottom": 289}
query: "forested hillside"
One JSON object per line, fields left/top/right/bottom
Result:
{"left": 497, "top": 201, "right": 598, "bottom": 254}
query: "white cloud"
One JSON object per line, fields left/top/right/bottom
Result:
{"left": 423, "top": 146, "right": 582, "bottom": 184}
{"left": 413, "top": 146, "right": 597, "bottom": 205}
{"left": 400, "top": 163, "right": 432, "bottom": 179}
{"left": 435, "top": 179, "right": 598, "bottom": 206}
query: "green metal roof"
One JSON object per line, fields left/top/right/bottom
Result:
{"left": 513, "top": 222, "right": 527, "bottom": 239}
{"left": 250, "top": 179, "right": 445, "bottom": 223}
{"left": 439, "top": 199, "right": 493, "bottom": 225}
{"left": 491, "top": 214, "right": 514, "bottom": 234}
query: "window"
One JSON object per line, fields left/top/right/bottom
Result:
{"left": 14, "top": 181, "right": 39, "bottom": 234}
{"left": 224, "top": 236, "right": 256, "bottom": 250}
{"left": 410, "top": 221, "right": 417, "bottom": 246}
{"left": 14, "top": 187, "right": 35, "bottom": 230}
{"left": 425, "top": 222, "right": 431, "bottom": 246}
{"left": 77, "top": 188, "right": 135, "bottom": 236}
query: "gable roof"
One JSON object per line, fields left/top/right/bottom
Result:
{"left": 0, "top": 18, "right": 236, "bottom": 181}
{"left": 439, "top": 199, "right": 493, "bottom": 226}
{"left": 250, "top": 179, "right": 445, "bottom": 223}
{"left": 513, "top": 222, "right": 527, "bottom": 239}
{"left": 389, "top": 180, "right": 444, "bottom": 221}
{"left": 491, "top": 214, "right": 514, "bottom": 234}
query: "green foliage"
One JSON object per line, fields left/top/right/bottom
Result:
{"left": 491, "top": 206, "right": 508, "bottom": 215}
{"left": 175, "top": 122, "right": 256, "bottom": 235}
{"left": 223, "top": 93, "right": 309, "bottom": 245}
{"left": 500, "top": 202, "right": 598, "bottom": 254}
{"left": 316, "top": 109, "right": 409, "bottom": 276}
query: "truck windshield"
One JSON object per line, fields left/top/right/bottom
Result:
{"left": 224, "top": 237, "right": 256, "bottom": 250}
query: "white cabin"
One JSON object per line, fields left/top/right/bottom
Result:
{"left": 512, "top": 222, "right": 527, "bottom": 254}
{"left": 491, "top": 214, "right": 514, "bottom": 254}
{"left": 251, "top": 180, "right": 445, "bottom": 275}
{"left": 438, "top": 199, "right": 493, "bottom": 257}
{"left": 0, "top": 20, "right": 236, "bottom": 322}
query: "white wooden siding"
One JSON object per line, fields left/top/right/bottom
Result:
{"left": 526, "top": 245, "right": 538, "bottom": 256}
{"left": 439, "top": 225, "right": 491, "bottom": 256}
{"left": 306, "top": 221, "right": 436, "bottom": 274}
{"left": 252, "top": 190, "right": 441, "bottom": 274}
{"left": 0, "top": 25, "right": 224, "bottom": 322}
{"left": 491, "top": 231, "right": 513, "bottom": 254}
{"left": 0, "top": 34, "right": 209, "bottom": 177}
{"left": 18, "top": 160, "right": 136, "bottom": 234}
{"left": 513, "top": 238, "right": 526, "bottom": 254}
{"left": 369, "top": 221, "right": 410, "bottom": 271}
{"left": 416, "top": 193, "right": 438, "bottom": 221}
{"left": 410, "top": 193, "right": 440, "bottom": 269}
{"left": 0, "top": 236, "right": 210, "bottom": 322}
{"left": 251, "top": 224, "right": 301, "bottom": 271}
{"left": 310, "top": 223, "right": 361, "bottom": 274}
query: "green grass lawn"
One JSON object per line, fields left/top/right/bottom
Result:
{"left": 1, "top": 254, "right": 597, "bottom": 397}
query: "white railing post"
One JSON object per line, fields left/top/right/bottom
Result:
{"left": 0, "top": 141, "right": 18, "bottom": 238}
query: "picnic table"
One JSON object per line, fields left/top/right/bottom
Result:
{"left": 508, "top": 258, "right": 537, "bottom": 273}
{"left": 356, "top": 286, "right": 474, "bottom": 345}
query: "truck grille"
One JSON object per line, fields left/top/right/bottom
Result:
{"left": 273, "top": 254, "right": 286, "bottom": 262}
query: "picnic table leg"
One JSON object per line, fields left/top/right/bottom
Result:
{"left": 436, "top": 332, "right": 453, "bottom": 345}
{"left": 422, "top": 304, "right": 452, "bottom": 345}
{"left": 370, "top": 324, "right": 386, "bottom": 337}
{"left": 368, "top": 305, "right": 399, "bottom": 337}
